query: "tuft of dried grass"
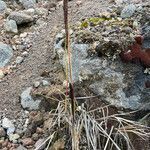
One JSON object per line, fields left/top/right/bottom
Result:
{"left": 36, "top": 96, "right": 150, "bottom": 150}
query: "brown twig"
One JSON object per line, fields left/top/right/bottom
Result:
{"left": 63, "top": 0, "right": 75, "bottom": 121}
{"left": 63, "top": 1, "right": 77, "bottom": 149}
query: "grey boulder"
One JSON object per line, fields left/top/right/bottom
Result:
{"left": 54, "top": 32, "right": 150, "bottom": 111}
{"left": 8, "top": 11, "right": 34, "bottom": 25}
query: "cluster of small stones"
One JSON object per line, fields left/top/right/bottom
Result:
{"left": 0, "top": 110, "right": 63, "bottom": 150}
{"left": 0, "top": 76, "right": 61, "bottom": 149}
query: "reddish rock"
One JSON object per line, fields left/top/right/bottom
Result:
{"left": 29, "top": 111, "right": 37, "bottom": 117}
{"left": 32, "top": 112, "right": 44, "bottom": 127}
{"left": 36, "top": 127, "right": 43, "bottom": 134}
{"left": 145, "top": 80, "right": 150, "bottom": 88}
{"left": 0, "top": 139, "right": 4, "bottom": 149}
{"left": 21, "top": 138, "right": 34, "bottom": 146}
{"left": 120, "top": 35, "right": 150, "bottom": 67}
{"left": 7, "top": 142, "right": 12, "bottom": 149}
{"left": 2, "top": 139, "right": 8, "bottom": 148}
{"left": 11, "top": 143, "right": 19, "bottom": 148}
{"left": 135, "top": 35, "right": 143, "bottom": 45}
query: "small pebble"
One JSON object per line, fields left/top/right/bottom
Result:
{"left": 36, "top": 127, "right": 43, "bottom": 134}
{"left": 63, "top": 80, "right": 69, "bottom": 88}
{"left": 33, "top": 81, "right": 40, "bottom": 88}
{"left": 12, "top": 45, "right": 17, "bottom": 50}
{"left": 22, "top": 51, "right": 29, "bottom": 57}
{"left": 20, "top": 32, "right": 28, "bottom": 38}
{"left": 76, "top": 0, "right": 82, "bottom": 6}
{"left": 16, "top": 56, "right": 24, "bottom": 64}
{"left": 32, "top": 133, "right": 39, "bottom": 141}
{"left": 42, "top": 80, "right": 49, "bottom": 86}
{"left": 2, "top": 139, "right": 8, "bottom": 148}
{"left": 0, "top": 70, "right": 4, "bottom": 79}
{"left": 21, "top": 138, "right": 34, "bottom": 146}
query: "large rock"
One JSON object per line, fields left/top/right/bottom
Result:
{"left": 8, "top": 11, "right": 34, "bottom": 25}
{"left": 0, "top": 42, "right": 13, "bottom": 67}
{"left": 20, "top": 87, "right": 41, "bottom": 110}
{"left": 19, "top": 0, "right": 36, "bottom": 9}
{"left": 0, "top": 0, "right": 7, "bottom": 13}
{"left": 89, "top": 68, "right": 141, "bottom": 110}
{"left": 121, "top": 4, "right": 136, "bottom": 18}
{"left": 54, "top": 33, "right": 150, "bottom": 110}
{"left": 5, "top": 19, "right": 18, "bottom": 34}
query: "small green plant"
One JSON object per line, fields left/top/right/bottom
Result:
{"left": 80, "top": 17, "right": 111, "bottom": 28}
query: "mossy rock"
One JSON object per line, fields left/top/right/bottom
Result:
{"left": 80, "top": 17, "right": 112, "bottom": 28}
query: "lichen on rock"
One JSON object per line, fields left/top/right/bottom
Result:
{"left": 74, "top": 15, "right": 138, "bottom": 60}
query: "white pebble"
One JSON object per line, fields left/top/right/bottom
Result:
{"left": 0, "top": 70, "right": 4, "bottom": 79}
{"left": 42, "top": 80, "right": 49, "bottom": 86}
{"left": 22, "top": 51, "right": 29, "bottom": 57}
{"left": 34, "top": 81, "right": 40, "bottom": 88}
{"left": 20, "top": 32, "right": 28, "bottom": 38}
{"left": 16, "top": 56, "right": 24, "bottom": 64}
